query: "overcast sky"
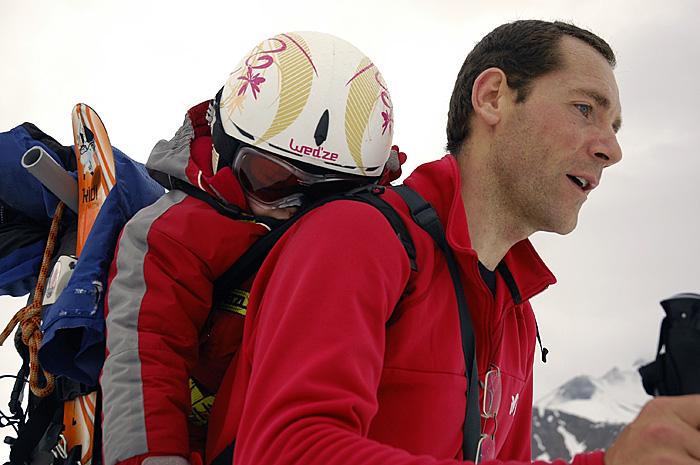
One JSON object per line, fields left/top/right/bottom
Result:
{"left": 1, "top": 0, "right": 699, "bottom": 443}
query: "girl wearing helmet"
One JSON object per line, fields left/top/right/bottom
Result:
{"left": 102, "top": 31, "right": 401, "bottom": 465}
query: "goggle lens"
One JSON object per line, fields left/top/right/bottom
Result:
{"left": 234, "top": 147, "right": 369, "bottom": 207}
{"left": 237, "top": 153, "right": 302, "bottom": 203}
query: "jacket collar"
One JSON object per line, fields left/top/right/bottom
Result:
{"left": 403, "top": 154, "right": 556, "bottom": 303}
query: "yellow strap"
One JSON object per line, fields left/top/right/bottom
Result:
{"left": 214, "top": 288, "right": 249, "bottom": 316}
{"left": 190, "top": 378, "right": 216, "bottom": 427}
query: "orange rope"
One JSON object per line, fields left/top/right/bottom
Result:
{"left": 0, "top": 201, "right": 66, "bottom": 397}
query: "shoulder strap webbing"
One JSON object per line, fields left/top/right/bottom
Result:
{"left": 8, "top": 390, "right": 61, "bottom": 465}
{"left": 392, "top": 185, "right": 481, "bottom": 462}
{"left": 212, "top": 185, "right": 417, "bottom": 303}
{"left": 171, "top": 178, "right": 277, "bottom": 225}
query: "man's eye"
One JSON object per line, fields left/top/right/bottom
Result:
{"left": 576, "top": 104, "right": 591, "bottom": 117}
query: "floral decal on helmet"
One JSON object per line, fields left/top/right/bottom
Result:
{"left": 382, "top": 107, "right": 393, "bottom": 135}
{"left": 222, "top": 33, "right": 315, "bottom": 144}
{"left": 237, "top": 67, "right": 266, "bottom": 99}
{"left": 344, "top": 58, "right": 393, "bottom": 174}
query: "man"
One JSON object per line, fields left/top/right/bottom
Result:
{"left": 205, "top": 20, "right": 700, "bottom": 464}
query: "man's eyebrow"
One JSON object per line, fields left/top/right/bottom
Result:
{"left": 612, "top": 116, "right": 622, "bottom": 134}
{"left": 574, "top": 88, "right": 623, "bottom": 133}
{"left": 575, "top": 88, "right": 610, "bottom": 108}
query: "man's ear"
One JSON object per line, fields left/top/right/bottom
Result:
{"left": 471, "top": 68, "right": 511, "bottom": 127}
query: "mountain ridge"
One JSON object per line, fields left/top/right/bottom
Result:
{"left": 531, "top": 362, "right": 651, "bottom": 461}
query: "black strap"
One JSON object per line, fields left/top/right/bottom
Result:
{"left": 9, "top": 390, "right": 62, "bottom": 465}
{"left": 212, "top": 185, "right": 417, "bottom": 303}
{"left": 210, "top": 440, "right": 235, "bottom": 465}
{"left": 496, "top": 261, "right": 521, "bottom": 305}
{"left": 392, "top": 185, "right": 481, "bottom": 462}
{"left": 171, "top": 178, "right": 266, "bottom": 224}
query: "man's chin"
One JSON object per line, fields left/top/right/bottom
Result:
{"left": 541, "top": 215, "right": 579, "bottom": 236}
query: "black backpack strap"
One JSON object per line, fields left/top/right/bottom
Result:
{"left": 392, "top": 185, "right": 481, "bottom": 463}
{"left": 170, "top": 178, "right": 270, "bottom": 225}
{"left": 8, "top": 390, "right": 62, "bottom": 465}
{"left": 210, "top": 440, "right": 235, "bottom": 465}
{"left": 211, "top": 197, "right": 326, "bottom": 303}
{"left": 345, "top": 186, "right": 418, "bottom": 271}
{"left": 212, "top": 185, "right": 417, "bottom": 303}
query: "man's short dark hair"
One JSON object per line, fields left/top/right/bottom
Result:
{"left": 446, "top": 20, "right": 616, "bottom": 156}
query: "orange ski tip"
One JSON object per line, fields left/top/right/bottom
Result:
{"left": 73, "top": 102, "right": 115, "bottom": 255}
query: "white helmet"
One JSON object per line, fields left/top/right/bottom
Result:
{"left": 213, "top": 31, "right": 393, "bottom": 178}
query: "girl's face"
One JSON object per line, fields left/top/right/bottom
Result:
{"left": 245, "top": 194, "right": 298, "bottom": 220}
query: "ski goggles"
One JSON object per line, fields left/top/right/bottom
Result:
{"left": 476, "top": 365, "right": 501, "bottom": 463}
{"left": 233, "top": 146, "right": 370, "bottom": 208}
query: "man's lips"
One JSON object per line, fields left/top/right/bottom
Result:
{"left": 566, "top": 174, "right": 598, "bottom": 193}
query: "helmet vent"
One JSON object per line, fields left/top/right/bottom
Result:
{"left": 314, "top": 110, "right": 330, "bottom": 146}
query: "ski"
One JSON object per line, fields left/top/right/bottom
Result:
{"left": 62, "top": 103, "right": 117, "bottom": 465}
{"left": 72, "top": 103, "right": 116, "bottom": 256}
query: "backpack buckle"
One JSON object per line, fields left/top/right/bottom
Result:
{"left": 368, "top": 185, "right": 385, "bottom": 195}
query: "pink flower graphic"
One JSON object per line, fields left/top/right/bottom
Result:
{"left": 237, "top": 66, "right": 266, "bottom": 99}
{"left": 381, "top": 108, "right": 393, "bottom": 135}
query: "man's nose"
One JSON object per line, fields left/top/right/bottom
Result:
{"left": 592, "top": 128, "right": 622, "bottom": 167}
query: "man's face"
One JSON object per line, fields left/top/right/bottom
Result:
{"left": 488, "top": 36, "right": 623, "bottom": 236}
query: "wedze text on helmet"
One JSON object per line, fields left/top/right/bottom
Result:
{"left": 289, "top": 138, "right": 339, "bottom": 162}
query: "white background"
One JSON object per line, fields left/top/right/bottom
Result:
{"left": 2, "top": 0, "right": 699, "bottom": 457}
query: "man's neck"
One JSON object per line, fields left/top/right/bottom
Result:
{"left": 462, "top": 191, "right": 523, "bottom": 271}
{"left": 457, "top": 150, "right": 533, "bottom": 271}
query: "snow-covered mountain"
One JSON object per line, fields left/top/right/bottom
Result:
{"left": 531, "top": 362, "right": 651, "bottom": 461}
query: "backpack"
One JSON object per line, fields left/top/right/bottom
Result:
{"left": 639, "top": 293, "right": 700, "bottom": 396}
